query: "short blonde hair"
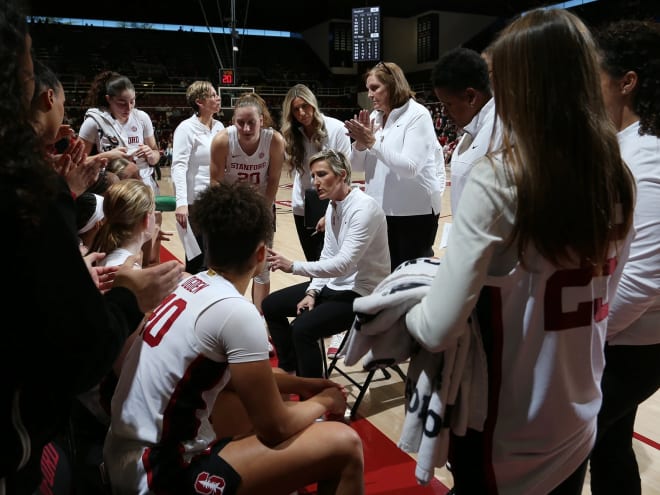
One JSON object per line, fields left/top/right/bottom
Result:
{"left": 186, "top": 80, "right": 215, "bottom": 114}
{"left": 309, "top": 149, "right": 352, "bottom": 185}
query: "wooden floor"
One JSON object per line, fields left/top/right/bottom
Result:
{"left": 157, "top": 166, "right": 660, "bottom": 494}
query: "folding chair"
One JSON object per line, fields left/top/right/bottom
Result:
{"left": 321, "top": 329, "right": 406, "bottom": 420}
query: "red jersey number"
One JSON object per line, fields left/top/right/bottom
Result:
{"left": 237, "top": 172, "right": 261, "bottom": 185}
{"left": 143, "top": 293, "right": 187, "bottom": 346}
{"left": 544, "top": 257, "right": 617, "bottom": 331}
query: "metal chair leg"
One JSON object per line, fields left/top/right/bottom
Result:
{"left": 323, "top": 330, "right": 407, "bottom": 420}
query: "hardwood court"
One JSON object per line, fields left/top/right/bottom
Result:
{"left": 158, "top": 166, "right": 660, "bottom": 494}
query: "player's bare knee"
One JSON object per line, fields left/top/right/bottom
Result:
{"left": 327, "top": 423, "right": 364, "bottom": 466}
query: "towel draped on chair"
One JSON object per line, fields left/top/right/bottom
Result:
{"left": 344, "top": 257, "right": 488, "bottom": 485}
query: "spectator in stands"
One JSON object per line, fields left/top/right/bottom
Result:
{"left": 152, "top": 150, "right": 162, "bottom": 181}
{"left": 172, "top": 80, "right": 224, "bottom": 274}
{"left": 590, "top": 19, "right": 660, "bottom": 495}
{"left": 481, "top": 44, "right": 494, "bottom": 86}
{"left": 404, "top": 8, "right": 634, "bottom": 494}
{"left": 432, "top": 47, "right": 498, "bottom": 214}
{"left": 79, "top": 70, "right": 161, "bottom": 195}
{"left": 345, "top": 61, "right": 446, "bottom": 272}
{"left": 164, "top": 138, "right": 173, "bottom": 166}
{"left": 210, "top": 92, "right": 285, "bottom": 315}
{"left": 264, "top": 150, "right": 390, "bottom": 378}
{"left": 0, "top": 3, "right": 183, "bottom": 491}
{"left": 104, "top": 180, "right": 365, "bottom": 495}
{"left": 280, "top": 83, "right": 351, "bottom": 262}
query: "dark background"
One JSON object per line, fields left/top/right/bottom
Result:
{"left": 23, "top": 0, "right": 658, "bottom": 33}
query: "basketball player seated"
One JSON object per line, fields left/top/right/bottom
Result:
{"left": 104, "top": 181, "right": 365, "bottom": 495}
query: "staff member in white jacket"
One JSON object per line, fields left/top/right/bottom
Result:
{"left": 590, "top": 20, "right": 660, "bottom": 495}
{"left": 345, "top": 61, "right": 445, "bottom": 272}
{"left": 264, "top": 150, "right": 390, "bottom": 378}
{"left": 171, "top": 81, "right": 224, "bottom": 273}
{"left": 432, "top": 47, "right": 497, "bottom": 214}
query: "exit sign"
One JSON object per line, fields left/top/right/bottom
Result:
{"left": 220, "top": 69, "right": 235, "bottom": 86}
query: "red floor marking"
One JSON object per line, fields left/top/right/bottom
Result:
{"left": 159, "top": 245, "right": 181, "bottom": 263}
{"left": 268, "top": 345, "right": 450, "bottom": 493}
{"left": 352, "top": 418, "right": 450, "bottom": 494}
{"left": 634, "top": 432, "right": 660, "bottom": 451}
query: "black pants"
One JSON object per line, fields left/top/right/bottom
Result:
{"left": 386, "top": 213, "right": 439, "bottom": 272}
{"left": 590, "top": 342, "right": 660, "bottom": 495}
{"left": 294, "top": 214, "right": 324, "bottom": 262}
{"left": 449, "top": 429, "right": 588, "bottom": 495}
{"left": 153, "top": 161, "right": 162, "bottom": 181}
{"left": 262, "top": 282, "right": 358, "bottom": 378}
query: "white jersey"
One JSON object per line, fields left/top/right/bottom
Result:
{"left": 79, "top": 108, "right": 158, "bottom": 193}
{"left": 104, "top": 272, "right": 268, "bottom": 494}
{"left": 224, "top": 126, "right": 273, "bottom": 196}
{"left": 406, "top": 154, "right": 633, "bottom": 494}
{"left": 98, "top": 248, "right": 134, "bottom": 268}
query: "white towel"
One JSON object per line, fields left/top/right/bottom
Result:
{"left": 344, "top": 256, "right": 488, "bottom": 486}
{"left": 84, "top": 108, "right": 128, "bottom": 148}
{"left": 398, "top": 347, "right": 451, "bottom": 485}
{"left": 344, "top": 257, "right": 440, "bottom": 368}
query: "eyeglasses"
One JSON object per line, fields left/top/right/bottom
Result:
{"left": 323, "top": 149, "right": 348, "bottom": 168}
{"left": 327, "top": 149, "right": 342, "bottom": 161}
{"left": 376, "top": 61, "right": 393, "bottom": 76}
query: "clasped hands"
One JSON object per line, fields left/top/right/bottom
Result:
{"left": 49, "top": 125, "right": 106, "bottom": 196}
{"left": 344, "top": 109, "right": 377, "bottom": 151}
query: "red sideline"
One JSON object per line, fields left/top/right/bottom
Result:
{"left": 634, "top": 432, "right": 660, "bottom": 451}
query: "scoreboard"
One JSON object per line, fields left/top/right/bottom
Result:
{"left": 352, "top": 6, "right": 381, "bottom": 62}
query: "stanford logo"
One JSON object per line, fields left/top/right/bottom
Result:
{"left": 194, "top": 472, "right": 226, "bottom": 494}
{"left": 131, "top": 125, "right": 138, "bottom": 132}
{"left": 259, "top": 152, "right": 265, "bottom": 159}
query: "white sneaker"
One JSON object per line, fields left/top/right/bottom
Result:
{"left": 327, "top": 331, "right": 346, "bottom": 359}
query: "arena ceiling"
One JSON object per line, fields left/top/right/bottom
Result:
{"left": 25, "top": 0, "right": 553, "bottom": 33}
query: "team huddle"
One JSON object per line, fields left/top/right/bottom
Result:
{"left": 2, "top": 2, "right": 659, "bottom": 495}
